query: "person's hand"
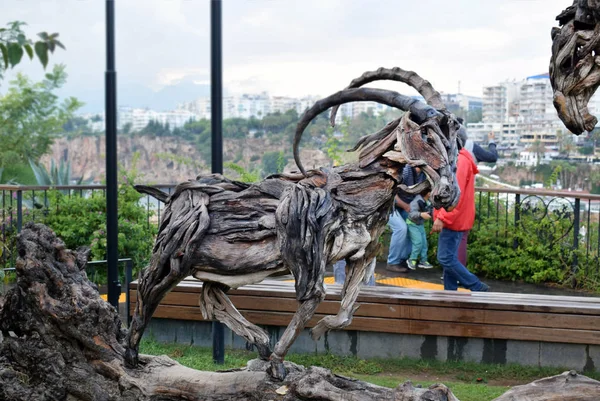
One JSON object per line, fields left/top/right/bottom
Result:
{"left": 421, "top": 212, "right": 432, "bottom": 220}
{"left": 403, "top": 204, "right": 411, "bottom": 213}
{"left": 430, "top": 218, "right": 443, "bottom": 233}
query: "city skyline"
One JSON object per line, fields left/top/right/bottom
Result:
{"left": 1, "top": 0, "right": 571, "bottom": 113}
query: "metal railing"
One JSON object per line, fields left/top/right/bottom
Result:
{"left": 472, "top": 186, "right": 600, "bottom": 277}
{"left": 0, "top": 184, "right": 173, "bottom": 269}
{"left": 0, "top": 183, "right": 174, "bottom": 230}
{"left": 2, "top": 184, "right": 600, "bottom": 284}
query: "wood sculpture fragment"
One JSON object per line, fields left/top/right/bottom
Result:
{"left": 125, "top": 67, "right": 463, "bottom": 380}
{"left": 551, "top": 0, "right": 600, "bottom": 134}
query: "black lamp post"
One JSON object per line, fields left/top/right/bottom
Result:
{"left": 105, "top": 0, "right": 120, "bottom": 309}
{"left": 211, "top": 0, "right": 225, "bottom": 364}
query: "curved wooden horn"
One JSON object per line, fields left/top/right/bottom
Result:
{"left": 293, "top": 87, "right": 440, "bottom": 176}
{"left": 330, "top": 67, "right": 446, "bottom": 126}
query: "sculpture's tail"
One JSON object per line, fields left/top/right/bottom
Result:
{"left": 134, "top": 185, "right": 169, "bottom": 203}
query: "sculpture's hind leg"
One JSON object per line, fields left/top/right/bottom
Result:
{"left": 125, "top": 188, "right": 211, "bottom": 367}
{"left": 310, "top": 256, "right": 370, "bottom": 340}
{"left": 268, "top": 286, "right": 326, "bottom": 380}
{"left": 200, "top": 282, "right": 271, "bottom": 359}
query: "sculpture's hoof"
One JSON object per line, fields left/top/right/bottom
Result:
{"left": 124, "top": 347, "right": 139, "bottom": 368}
{"left": 256, "top": 343, "right": 272, "bottom": 360}
{"left": 267, "top": 358, "right": 287, "bottom": 381}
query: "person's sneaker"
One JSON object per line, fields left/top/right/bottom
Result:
{"left": 407, "top": 260, "right": 417, "bottom": 270}
{"left": 474, "top": 283, "right": 490, "bottom": 292}
{"left": 386, "top": 264, "right": 409, "bottom": 273}
{"left": 418, "top": 261, "right": 434, "bottom": 269}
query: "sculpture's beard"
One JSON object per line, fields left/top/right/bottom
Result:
{"left": 551, "top": 52, "right": 600, "bottom": 134}
{"left": 430, "top": 168, "right": 461, "bottom": 212}
{"left": 550, "top": 19, "right": 600, "bottom": 135}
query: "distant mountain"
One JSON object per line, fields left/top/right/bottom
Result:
{"left": 71, "top": 79, "right": 212, "bottom": 113}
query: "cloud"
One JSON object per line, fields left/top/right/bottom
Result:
{"left": 0, "top": 0, "right": 571, "bottom": 112}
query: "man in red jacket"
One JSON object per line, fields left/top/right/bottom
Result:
{"left": 431, "top": 141, "right": 489, "bottom": 292}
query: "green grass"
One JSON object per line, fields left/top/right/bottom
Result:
{"left": 139, "top": 338, "right": 594, "bottom": 401}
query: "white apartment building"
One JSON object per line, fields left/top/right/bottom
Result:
{"left": 351, "top": 101, "right": 392, "bottom": 118}
{"left": 517, "top": 147, "right": 559, "bottom": 167}
{"left": 271, "top": 96, "right": 298, "bottom": 114}
{"left": 117, "top": 106, "right": 197, "bottom": 131}
{"left": 440, "top": 93, "right": 483, "bottom": 115}
{"left": 482, "top": 80, "right": 520, "bottom": 123}
{"left": 466, "top": 121, "right": 523, "bottom": 147}
{"left": 178, "top": 93, "right": 394, "bottom": 122}
{"left": 479, "top": 73, "right": 585, "bottom": 150}
{"left": 154, "top": 109, "right": 197, "bottom": 128}
{"left": 519, "top": 73, "right": 556, "bottom": 122}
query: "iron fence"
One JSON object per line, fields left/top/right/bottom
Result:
{"left": 0, "top": 184, "right": 173, "bottom": 270}
{"left": 472, "top": 187, "right": 600, "bottom": 278}
{"left": 2, "top": 184, "right": 600, "bottom": 282}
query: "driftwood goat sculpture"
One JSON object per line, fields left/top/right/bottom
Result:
{"left": 551, "top": 0, "right": 600, "bottom": 134}
{"left": 125, "top": 67, "right": 462, "bottom": 380}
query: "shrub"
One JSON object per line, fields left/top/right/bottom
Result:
{"left": 467, "top": 193, "right": 599, "bottom": 291}
{"left": 42, "top": 170, "right": 157, "bottom": 283}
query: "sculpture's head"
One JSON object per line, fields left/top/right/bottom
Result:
{"left": 550, "top": 0, "right": 600, "bottom": 134}
{"left": 293, "top": 67, "right": 461, "bottom": 211}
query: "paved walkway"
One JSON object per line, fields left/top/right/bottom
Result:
{"left": 90, "top": 261, "right": 598, "bottom": 301}
{"left": 338, "top": 261, "right": 598, "bottom": 297}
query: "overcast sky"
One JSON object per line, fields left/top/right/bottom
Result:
{"left": 2, "top": 0, "right": 572, "bottom": 112}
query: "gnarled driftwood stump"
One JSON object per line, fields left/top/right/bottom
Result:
{"left": 0, "top": 223, "right": 462, "bottom": 401}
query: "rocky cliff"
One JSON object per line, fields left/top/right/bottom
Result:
{"left": 42, "top": 135, "right": 331, "bottom": 184}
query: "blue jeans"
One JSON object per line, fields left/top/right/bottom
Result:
{"left": 407, "top": 222, "right": 428, "bottom": 262}
{"left": 333, "top": 259, "right": 376, "bottom": 286}
{"left": 437, "top": 228, "right": 486, "bottom": 291}
{"left": 387, "top": 209, "right": 411, "bottom": 265}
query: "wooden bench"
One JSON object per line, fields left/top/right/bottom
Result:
{"left": 129, "top": 278, "right": 600, "bottom": 346}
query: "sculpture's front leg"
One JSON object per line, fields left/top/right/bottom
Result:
{"left": 268, "top": 289, "right": 326, "bottom": 380}
{"left": 310, "top": 256, "right": 369, "bottom": 340}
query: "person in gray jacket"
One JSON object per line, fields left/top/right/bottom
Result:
{"left": 457, "top": 118, "right": 498, "bottom": 164}
{"left": 406, "top": 188, "right": 434, "bottom": 270}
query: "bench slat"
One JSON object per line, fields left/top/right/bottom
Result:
{"left": 129, "top": 280, "right": 600, "bottom": 315}
{"left": 137, "top": 304, "right": 600, "bottom": 345}
{"left": 130, "top": 291, "right": 600, "bottom": 331}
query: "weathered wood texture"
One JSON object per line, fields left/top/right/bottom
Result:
{"left": 130, "top": 278, "right": 600, "bottom": 345}
{"left": 493, "top": 370, "right": 600, "bottom": 401}
{"left": 551, "top": 0, "right": 600, "bottom": 134}
{"left": 126, "top": 67, "right": 464, "bottom": 379}
{"left": 0, "top": 223, "right": 466, "bottom": 401}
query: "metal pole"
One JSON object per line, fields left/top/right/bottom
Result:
{"left": 211, "top": 0, "right": 225, "bottom": 365}
{"left": 16, "top": 190, "right": 22, "bottom": 232}
{"left": 105, "top": 0, "right": 120, "bottom": 309}
{"left": 572, "top": 198, "right": 581, "bottom": 274}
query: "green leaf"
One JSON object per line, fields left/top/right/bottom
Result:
{"left": 37, "top": 32, "right": 49, "bottom": 41}
{"left": 54, "top": 40, "right": 66, "bottom": 50}
{"left": 23, "top": 44, "right": 33, "bottom": 60}
{"left": 7, "top": 43, "right": 23, "bottom": 67}
{"left": 16, "top": 33, "right": 27, "bottom": 45}
{"left": 34, "top": 41, "right": 49, "bottom": 68}
{"left": 0, "top": 43, "right": 8, "bottom": 68}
